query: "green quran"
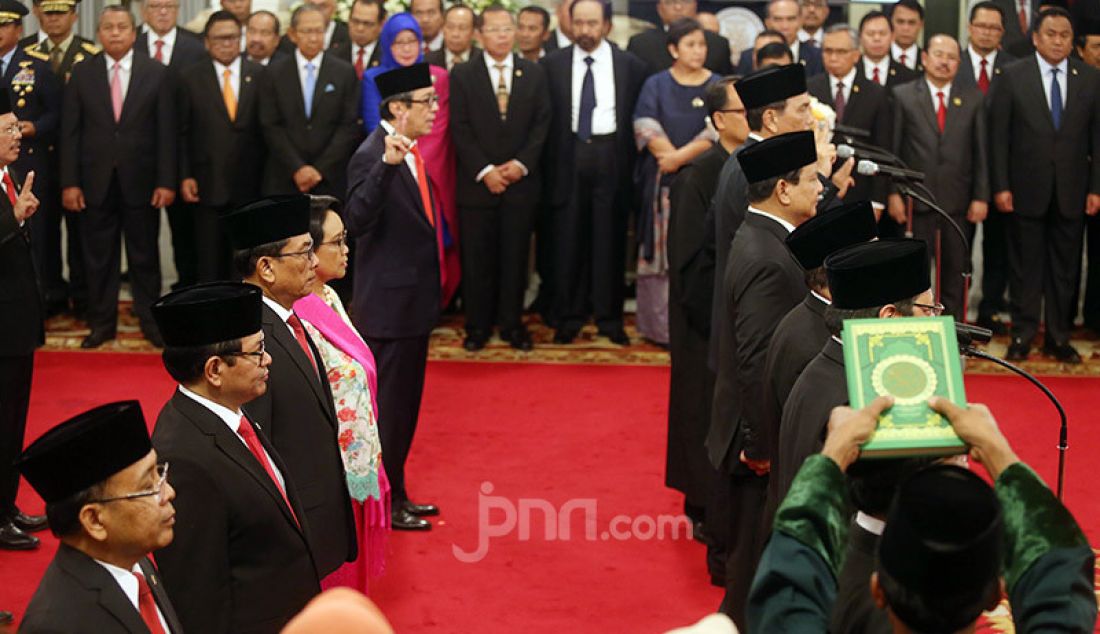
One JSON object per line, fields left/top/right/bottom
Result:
{"left": 841, "top": 316, "right": 967, "bottom": 458}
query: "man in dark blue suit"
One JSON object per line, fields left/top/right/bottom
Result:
{"left": 345, "top": 63, "right": 443, "bottom": 530}
{"left": 735, "top": 0, "right": 822, "bottom": 77}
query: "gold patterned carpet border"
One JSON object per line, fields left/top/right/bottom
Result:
{"left": 41, "top": 303, "right": 1100, "bottom": 376}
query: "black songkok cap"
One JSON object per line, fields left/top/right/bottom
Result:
{"left": 0, "top": 84, "right": 10, "bottom": 115}
{"left": 734, "top": 63, "right": 807, "bottom": 109}
{"left": 375, "top": 63, "right": 432, "bottom": 100}
{"left": 152, "top": 282, "right": 263, "bottom": 348}
{"left": 825, "top": 238, "right": 930, "bottom": 309}
{"left": 878, "top": 465, "right": 1004, "bottom": 631}
{"left": 16, "top": 401, "right": 151, "bottom": 504}
{"left": 222, "top": 195, "right": 311, "bottom": 251}
{"left": 738, "top": 131, "right": 817, "bottom": 184}
{"left": 0, "top": 0, "right": 28, "bottom": 24}
{"left": 786, "top": 200, "right": 878, "bottom": 270}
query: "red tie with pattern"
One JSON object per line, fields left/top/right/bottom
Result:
{"left": 355, "top": 47, "right": 365, "bottom": 80}
{"left": 899, "top": 52, "right": 907, "bottom": 67}
{"left": 238, "top": 415, "right": 300, "bottom": 527}
{"left": 2, "top": 171, "right": 16, "bottom": 206}
{"left": 154, "top": 39, "right": 164, "bottom": 63}
{"left": 1018, "top": 0, "right": 1028, "bottom": 34}
{"left": 286, "top": 313, "right": 319, "bottom": 376}
{"left": 132, "top": 572, "right": 167, "bottom": 634}
{"left": 872, "top": 66, "right": 881, "bottom": 85}
{"left": 936, "top": 91, "right": 947, "bottom": 134}
{"left": 978, "top": 59, "right": 990, "bottom": 95}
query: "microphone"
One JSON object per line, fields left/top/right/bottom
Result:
{"left": 836, "top": 144, "right": 901, "bottom": 166}
{"left": 955, "top": 322, "right": 992, "bottom": 347}
{"left": 856, "top": 160, "right": 926, "bottom": 182}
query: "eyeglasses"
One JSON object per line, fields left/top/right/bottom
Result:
{"left": 270, "top": 244, "right": 315, "bottom": 261}
{"left": 392, "top": 37, "right": 421, "bottom": 48}
{"left": 89, "top": 463, "right": 170, "bottom": 504}
{"left": 224, "top": 340, "right": 266, "bottom": 363}
{"left": 913, "top": 302, "right": 945, "bottom": 316}
{"left": 321, "top": 231, "right": 347, "bottom": 248}
{"left": 0, "top": 124, "right": 20, "bottom": 137}
{"left": 406, "top": 94, "right": 440, "bottom": 106}
{"left": 481, "top": 26, "right": 515, "bottom": 35}
{"left": 208, "top": 33, "right": 241, "bottom": 44}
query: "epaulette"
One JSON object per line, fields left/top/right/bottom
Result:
{"left": 25, "top": 48, "right": 48, "bottom": 62}
{"left": 80, "top": 41, "right": 101, "bottom": 55}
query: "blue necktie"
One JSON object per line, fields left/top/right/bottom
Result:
{"left": 577, "top": 56, "right": 595, "bottom": 141}
{"left": 304, "top": 61, "right": 316, "bottom": 119}
{"left": 1050, "top": 67, "right": 1062, "bottom": 131}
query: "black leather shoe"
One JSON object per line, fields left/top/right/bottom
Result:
{"left": 0, "top": 610, "right": 13, "bottom": 625}
{"left": 391, "top": 509, "right": 431, "bottom": 531}
{"left": 1005, "top": 338, "right": 1030, "bottom": 361}
{"left": 598, "top": 328, "right": 630, "bottom": 346}
{"left": 463, "top": 334, "right": 487, "bottom": 352}
{"left": 1043, "top": 342, "right": 1082, "bottom": 364}
{"left": 403, "top": 500, "right": 439, "bottom": 516}
{"left": 975, "top": 314, "right": 1008, "bottom": 336}
{"left": 0, "top": 519, "right": 39, "bottom": 550}
{"left": 553, "top": 326, "right": 579, "bottom": 344}
{"left": 502, "top": 328, "right": 533, "bottom": 351}
{"left": 81, "top": 329, "right": 114, "bottom": 349}
{"left": 10, "top": 509, "right": 47, "bottom": 533}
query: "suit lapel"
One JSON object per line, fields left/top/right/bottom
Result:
{"left": 1024, "top": 57, "right": 1054, "bottom": 132}
{"left": 91, "top": 57, "right": 117, "bottom": 125}
{"left": 262, "top": 304, "right": 337, "bottom": 430}
{"left": 136, "top": 558, "right": 184, "bottom": 634}
{"left": 308, "top": 54, "right": 331, "bottom": 120}
{"left": 56, "top": 545, "right": 150, "bottom": 633}
{"left": 198, "top": 62, "right": 231, "bottom": 123}
{"left": 237, "top": 62, "right": 259, "bottom": 127}
{"left": 612, "top": 46, "right": 627, "bottom": 135}
{"left": 913, "top": 80, "right": 940, "bottom": 136}
{"left": 120, "top": 56, "right": 152, "bottom": 126}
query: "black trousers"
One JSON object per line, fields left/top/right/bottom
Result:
{"left": 979, "top": 207, "right": 1010, "bottom": 318}
{"left": 167, "top": 201, "right": 198, "bottom": 289}
{"left": 0, "top": 354, "right": 34, "bottom": 514}
{"left": 459, "top": 199, "right": 536, "bottom": 334}
{"left": 366, "top": 335, "right": 430, "bottom": 506}
{"left": 1082, "top": 213, "right": 1100, "bottom": 330}
{"left": 912, "top": 211, "right": 975, "bottom": 319}
{"left": 81, "top": 175, "right": 162, "bottom": 333}
{"left": 1008, "top": 196, "right": 1085, "bottom": 346}
{"left": 193, "top": 203, "right": 235, "bottom": 283}
{"left": 554, "top": 137, "right": 626, "bottom": 331}
{"left": 533, "top": 201, "right": 556, "bottom": 321}
{"left": 718, "top": 471, "right": 769, "bottom": 632}
{"left": 29, "top": 180, "right": 86, "bottom": 305}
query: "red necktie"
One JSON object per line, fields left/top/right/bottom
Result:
{"left": 936, "top": 91, "right": 947, "bottom": 134}
{"left": 154, "top": 39, "right": 164, "bottom": 63}
{"left": 132, "top": 572, "right": 167, "bottom": 634}
{"left": 833, "top": 81, "right": 846, "bottom": 122}
{"left": 1018, "top": 0, "right": 1028, "bottom": 34}
{"left": 899, "top": 52, "right": 907, "bottom": 67}
{"left": 2, "top": 171, "right": 16, "bottom": 205}
{"left": 286, "top": 313, "right": 319, "bottom": 376}
{"left": 977, "top": 59, "right": 990, "bottom": 95}
{"left": 409, "top": 145, "right": 436, "bottom": 227}
{"left": 872, "top": 66, "right": 881, "bottom": 85}
{"left": 238, "top": 415, "right": 300, "bottom": 527}
{"left": 355, "top": 47, "right": 365, "bottom": 80}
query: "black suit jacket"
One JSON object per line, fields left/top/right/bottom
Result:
{"left": 707, "top": 213, "right": 805, "bottom": 472}
{"left": 891, "top": 79, "right": 990, "bottom": 214}
{"left": 424, "top": 46, "right": 480, "bottom": 71}
{"left": 259, "top": 51, "right": 360, "bottom": 196}
{"left": 345, "top": 127, "right": 442, "bottom": 338}
{"left": 6, "top": 47, "right": 62, "bottom": 191}
{"left": 539, "top": 43, "right": 648, "bottom": 208}
{"left": 543, "top": 30, "right": 565, "bottom": 53}
{"left": 994, "top": 0, "right": 1040, "bottom": 53}
{"left": 0, "top": 180, "right": 43, "bottom": 356}
{"left": 737, "top": 41, "right": 822, "bottom": 76}
{"left": 626, "top": 26, "right": 733, "bottom": 76}
{"left": 153, "top": 391, "right": 321, "bottom": 634}
{"left": 60, "top": 51, "right": 176, "bottom": 208}
{"left": 278, "top": 21, "right": 352, "bottom": 56}
{"left": 808, "top": 72, "right": 892, "bottom": 204}
{"left": 134, "top": 27, "right": 206, "bottom": 73}
{"left": 242, "top": 302, "right": 357, "bottom": 577}
{"left": 178, "top": 57, "right": 265, "bottom": 207}
{"left": 25, "top": 35, "right": 100, "bottom": 83}
{"left": 343, "top": 40, "right": 382, "bottom": 73}
{"left": 990, "top": 55, "right": 1100, "bottom": 218}
{"left": 859, "top": 56, "right": 920, "bottom": 89}
{"left": 955, "top": 49, "right": 1014, "bottom": 97}
{"left": 451, "top": 52, "right": 551, "bottom": 208}
{"left": 21, "top": 544, "right": 183, "bottom": 634}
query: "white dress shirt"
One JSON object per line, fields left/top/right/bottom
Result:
{"left": 891, "top": 41, "right": 919, "bottom": 69}
{"left": 212, "top": 56, "right": 242, "bottom": 101}
{"left": 104, "top": 49, "right": 134, "bottom": 101}
{"left": 380, "top": 120, "right": 421, "bottom": 183}
{"left": 862, "top": 56, "right": 890, "bottom": 86}
{"left": 352, "top": 41, "right": 377, "bottom": 68}
{"left": 177, "top": 385, "right": 286, "bottom": 489}
{"left": 747, "top": 206, "right": 796, "bottom": 234}
{"left": 810, "top": 290, "right": 831, "bottom": 305}
{"left": 146, "top": 26, "right": 177, "bottom": 65}
{"left": 1036, "top": 52, "right": 1068, "bottom": 111}
{"left": 927, "top": 79, "right": 951, "bottom": 113}
{"left": 830, "top": 66, "right": 858, "bottom": 105}
{"left": 570, "top": 39, "right": 616, "bottom": 136}
{"left": 855, "top": 511, "right": 885, "bottom": 536}
{"left": 788, "top": 38, "right": 801, "bottom": 63}
{"left": 36, "top": 30, "right": 47, "bottom": 44}
{"left": 427, "top": 32, "right": 443, "bottom": 52}
{"left": 295, "top": 48, "right": 324, "bottom": 100}
{"left": 262, "top": 295, "right": 301, "bottom": 342}
{"left": 555, "top": 30, "right": 571, "bottom": 49}
{"left": 967, "top": 45, "right": 998, "bottom": 84}
{"left": 93, "top": 560, "right": 170, "bottom": 633}
{"left": 798, "top": 27, "right": 823, "bottom": 46}
{"left": 324, "top": 20, "right": 336, "bottom": 49}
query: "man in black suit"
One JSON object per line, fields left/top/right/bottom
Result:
{"left": 735, "top": 0, "right": 822, "bottom": 77}
{"left": 0, "top": 88, "right": 45, "bottom": 557}
{"left": 411, "top": 0, "right": 445, "bottom": 51}
{"left": 889, "top": 0, "right": 924, "bottom": 72}
{"left": 517, "top": 5, "right": 551, "bottom": 62}
{"left": 346, "top": 64, "right": 443, "bottom": 530}
{"left": 347, "top": 0, "right": 384, "bottom": 79}
{"left": 889, "top": 35, "right": 990, "bottom": 320}
{"left": 424, "top": 4, "right": 478, "bottom": 71}
{"left": 994, "top": 0, "right": 1040, "bottom": 54}
{"left": 808, "top": 24, "right": 890, "bottom": 207}
{"left": 60, "top": 6, "right": 176, "bottom": 349}
{"left": 540, "top": 0, "right": 647, "bottom": 345}
{"left": 178, "top": 11, "right": 265, "bottom": 283}
{"left": 260, "top": 4, "right": 359, "bottom": 198}
{"left": 245, "top": 10, "right": 285, "bottom": 66}
{"left": 626, "top": 0, "right": 733, "bottom": 76}
{"left": 17, "top": 401, "right": 183, "bottom": 634}
{"left": 452, "top": 7, "right": 551, "bottom": 351}
{"left": 277, "top": 0, "right": 351, "bottom": 56}
{"left": 224, "top": 195, "right": 358, "bottom": 574}
{"left": 152, "top": 282, "right": 321, "bottom": 633}
{"left": 991, "top": 7, "right": 1100, "bottom": 363}
{"left": 859, "top": 10, "right": 920, "bottom": 89}
{"left": 715, "top": 131, "right": 821, "bottom": 629}
{"left": 135, "top": 0, "right": 207, "bottom": 291}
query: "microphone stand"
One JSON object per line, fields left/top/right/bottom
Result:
{"left": 960, "top": 345, "right": 1069, "bottom": 500}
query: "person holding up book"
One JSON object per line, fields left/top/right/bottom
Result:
{"left": 748, "top": 397, "right": 1098, "bottom": 632}
{"left": 770, "top": 238, "right": 935, "bottom": 519}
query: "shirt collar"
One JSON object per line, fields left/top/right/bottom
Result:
{"left": 798, "top": 27, "right": 821, "bottom": 43}
{"left": 927, "top": 79, "right": 951, "bottom": 98}
{"left": 0, "top": 46, "right": 15, "bottom": 70}
{"left": 555, "top": 29, "right": 571, "bottom": 49}
{"left": 47, "top": 32, "right": 75, "bottom": 54}
{"left": 261, "top": 294, "right": 295, "bottom": 323}
{"left": 1035, "top": 52, "right": 1068, "bottom": 76}
{"left": 747, "top": 206, "right": 796, "bottom": 234}
{"left": 484, "top": 51, "right": 512, "bottom": 72}
{"left": 747, "top": 132, "right": 765, "bottom": 142}
{"left": 891, "top": 41, "right": 917, "bottom": 59}
{"left": 295, "top": 48, "right": 323, "bottom": 68}
{"left": 213, "top": 55, "right": 241, "bottom": 76}
{"left": 106, "top": 48, "right": 134, "bottom": 70}
{"left": 147, "top": 25, "right": 177, "bottom": 47}
{"left": 856, "top": 511, "right": 885, "bottom": 536}
{"left": 832, "top": 65, "right": 857, "bottom": 87}
{"left": 968, "top": 44, "right": 995, "bottom": 68}
{"left": 93, "top": 559, "right": 143, "bottom": 606}
{"left": 573, "top": 38, "right": 610, "bottom": 63}
{"left": 810, "top": 289, "right": 832, "bottom": 305}
{"left": 177, "top": 385, "right": 244, "bottom": 433}
{"left": 864, "top": 55, "right": 888, "bottom": 71}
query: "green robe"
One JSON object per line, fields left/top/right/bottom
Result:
{"left": 747, "top": 455, "right": 1097, "bottom": 633}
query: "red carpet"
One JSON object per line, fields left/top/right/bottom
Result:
{"left": 2, "top": 352, "right": 1098, "bottom": 632}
